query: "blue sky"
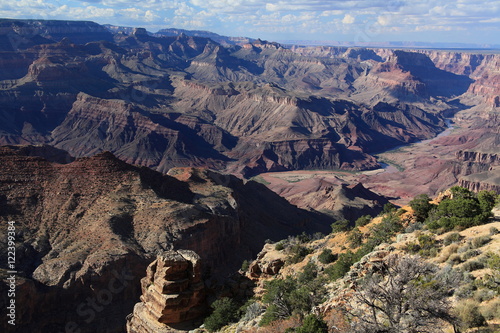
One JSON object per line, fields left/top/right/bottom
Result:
{"left": 1, "top": 0, "right": 499, "bottom": 45}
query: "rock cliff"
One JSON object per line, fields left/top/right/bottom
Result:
{"left": 0, "top": 146, "right": 332, "bottom": 333}
{"left": 126, "top": 250, "right": 206, "bottom": 332}
{"left": 1, "top": 20, "right": 478, "bottom": 177}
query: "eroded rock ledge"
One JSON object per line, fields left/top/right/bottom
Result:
{"left": 126, "top": 250, "right": 206, "bottom": 333}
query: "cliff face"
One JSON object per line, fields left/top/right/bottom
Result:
{"left": 0, "top": 147, "right": 332, "bottom": 333}
{"left": 2, "top": 20, "right": 485, "bottom": 177}
{"left": 420, "top": 50, "right": 500, "bottom": 107}
{"left": 126, "top": 250, "right": 206, "bottom": 333}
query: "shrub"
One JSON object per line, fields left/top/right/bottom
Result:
{"left": 473, "top": 288, "right": 495, "bottom": 302}
{"left": 275, "top": 241, "right": 285, "bottom": 251}
{"left": 409, "top": 194, "right": 433, "bottom": 222}
{"left": 382, "top": 202, "right": 397, "bottom": 214}
{"left": 204, "top": 298, "right": 240, "bottom": 332}
{"left": 447, "top": 253, "right": 462, "bottom": 265}
{"left": 331, "top": 220, "right": 351, "bottom": 233}
{"left": 417, "top": 234, "right": 437, "bottom": 257}
{"left": 405, "top": 222, "right": 424, "bottom": 233}
{"left": 471, "top": 235, "right": 492, "bottom": 249}
{"left": 242, "top": 302, "right": 264, "bottom": 322}
{"left": 453, "top": 299, "right": 487, "bottom": 329}
{"left": 404, "top": 241, "right": 421, "bottom": 254}
{"left": 298, "top": 262, "right": 318, "bottom": 283}
{"left": 437, "top": 243, "right": 459, "bottom": 263}
{"left": 347, "top": 228, "right": 363, "bottom": 248}
{"left": 444, "top": 232, "right": 462, "bottom": 245}
{"left": 318, "top": 249, "right": 337, "bottom": 264}
{"left": 288, "top": 245, "right": 312, "bottom": 264}
{"left": 355, "top": 215, "right": 371, "bottom": 227}
{"left": 481, "top": 299, "right": 500, "bottom": 320}
{"left": 461, "top": 249, "right": 481, "bottom": 261}
{"left": 489, "top": 226, "right": 499, "bottom": 235}
{"left": 326, "top": 251, "right": 356, "bottom": 281}
{"left": 241, "top": 260, "right": 250, "bottom": 272}
{"left": 462, "top": 260, "right": 485, "bottom": 272}
{"left": 295, "top": 314, "right": 328, "bottom": 333}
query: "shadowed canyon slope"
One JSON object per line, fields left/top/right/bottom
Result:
{"left": 1, "top": 19, "right": 498, "bottom": 177}
{"left": 0, "top": 146, "right": 332, "bottom": 332}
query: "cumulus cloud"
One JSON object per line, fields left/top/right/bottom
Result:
{"left": 342, "top": 14, "right": 355, "bottom": 24}
{"left": 0, "top": 0, "right": 498, "bottom": 43}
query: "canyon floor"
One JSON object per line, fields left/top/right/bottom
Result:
{"left": 259, "top": 104, "right": 499, "bottom": 207}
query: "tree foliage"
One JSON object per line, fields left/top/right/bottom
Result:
{"left": 425, "top": 187, "right": 497, "bottom": 231}
{"left": 294, "top": 314, "right": 328, "bottom": 333}
{"left": 204, "top": 297, "right": 240, "bottom": 332}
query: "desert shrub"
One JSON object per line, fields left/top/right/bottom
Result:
{"left": 444, "top": 232, "right": 462, "bottom": 245}
{"left": 288, "top": 245, "right": 312, "bottom": 264}
{"left": 204, "top": 298, "right": 240, "bottom": 332}
{"left": 241, "top": 260, "right": 250, "bottom": 272}
{"left": 481, "top": 253, "right": 500, "bottom": 293}
{"left": 489, "top": 226, "right": 499, "bottom": 235}
{"left": 409, "top": 194, "right": 433, "bottom": 222}
{"left": 298, "top": 262, "right": 318, "bottom": 283}
{"left": 471, "top": 235, "right": 492, "bottom": 249}
{"left": 331, "top": 220, "right": 351, "bottom": 233}
{"left": 355, "top": 215, "right": 371, "bottom": 227}
{"left": 455, "top": 282, "right": 477, "bottom": 299}
{"left": 347, "top": 228, "right": 363, "bottom": 248}
{"left": 326, "top": 251, "right": 356, "bottom": 281}
{"left": 453, "top": 299, "right": 487, "bottom": 329}
{"left": 295, "top": 314, "right": 328, "bottom": 333}
{"left": 312, "top": 232, "right": 325, "bottom": 241}
{"left": 297, "top": 232, "right": 312, "bottom": 243}
{"left": 462, "top": 260, "right": 485, "bottom": 272}
{"left": 275, "top": 241, "right": 285, "bottom": 251}
{"left": 473, "top": 288, "right": 496, "bottom": 302}
{"left": 437, "top": 243, "right": 459, "bottom": 263}
{"left": 242, "top": 302, "right": 265, "bottom": 322}
{"left": 417, "top": 234, "right": 437, "bottom": 257}
{"left": 382, "top": 202, "right": 397, "bottom": 214}
{"left": 260, "top": 276, "right": 326, "bottom": 327}
{"left": 404, "top": 241, "right": 421, "bottom": 254}
{"left": 457, "top": 242, "right": 472, "bottom": 254}
{"left": 447, "top": 253, "right": 463, "bottom": 265}
{"left": 481, "top": 299, "right": 500, "bottom": 320}
{"left": 405, "top": 221, "right": 424, "bottom": 233}
{"left": 347, "top": 254, "right": 456, "bottom": 333}
{"left": 461, "top": 249, "right": 481, "bottom": 260}
{"left": 318, "top": 249, "right": 337, "bottom": 265}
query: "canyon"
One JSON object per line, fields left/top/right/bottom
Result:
{"left": 0, "top": 19, "right": 499, "bottom": 333}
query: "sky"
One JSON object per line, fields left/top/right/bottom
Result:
{"left": 1, "top": 0, "right": 499, "bottom": 45}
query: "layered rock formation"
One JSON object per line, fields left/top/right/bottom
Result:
{"left": 3, "top": 19, "right": 488, "bottom": 177}
{"left": 126, "top": 250, "right": 206, "bottom": 333}
{"left": 0, "top": 146, "right": 332, "bottom": 333}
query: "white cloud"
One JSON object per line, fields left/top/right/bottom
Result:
{"left": 0, "top": 0, "right": 499, "bottom": 43}
{"left": 342, "top": 14, "right": 355, "bottom": 24}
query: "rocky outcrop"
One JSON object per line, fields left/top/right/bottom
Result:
{"left": 126, "top": 250, "right": 206, "bottom": 333}
{"left": 458, "top": 168, "right": 500, "bottom": 194}
{"left": 456, "top": 150, "right": 500, "bottom": 165}
{"left": 0, "top": 146, "right": 333, "bottom": 332}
